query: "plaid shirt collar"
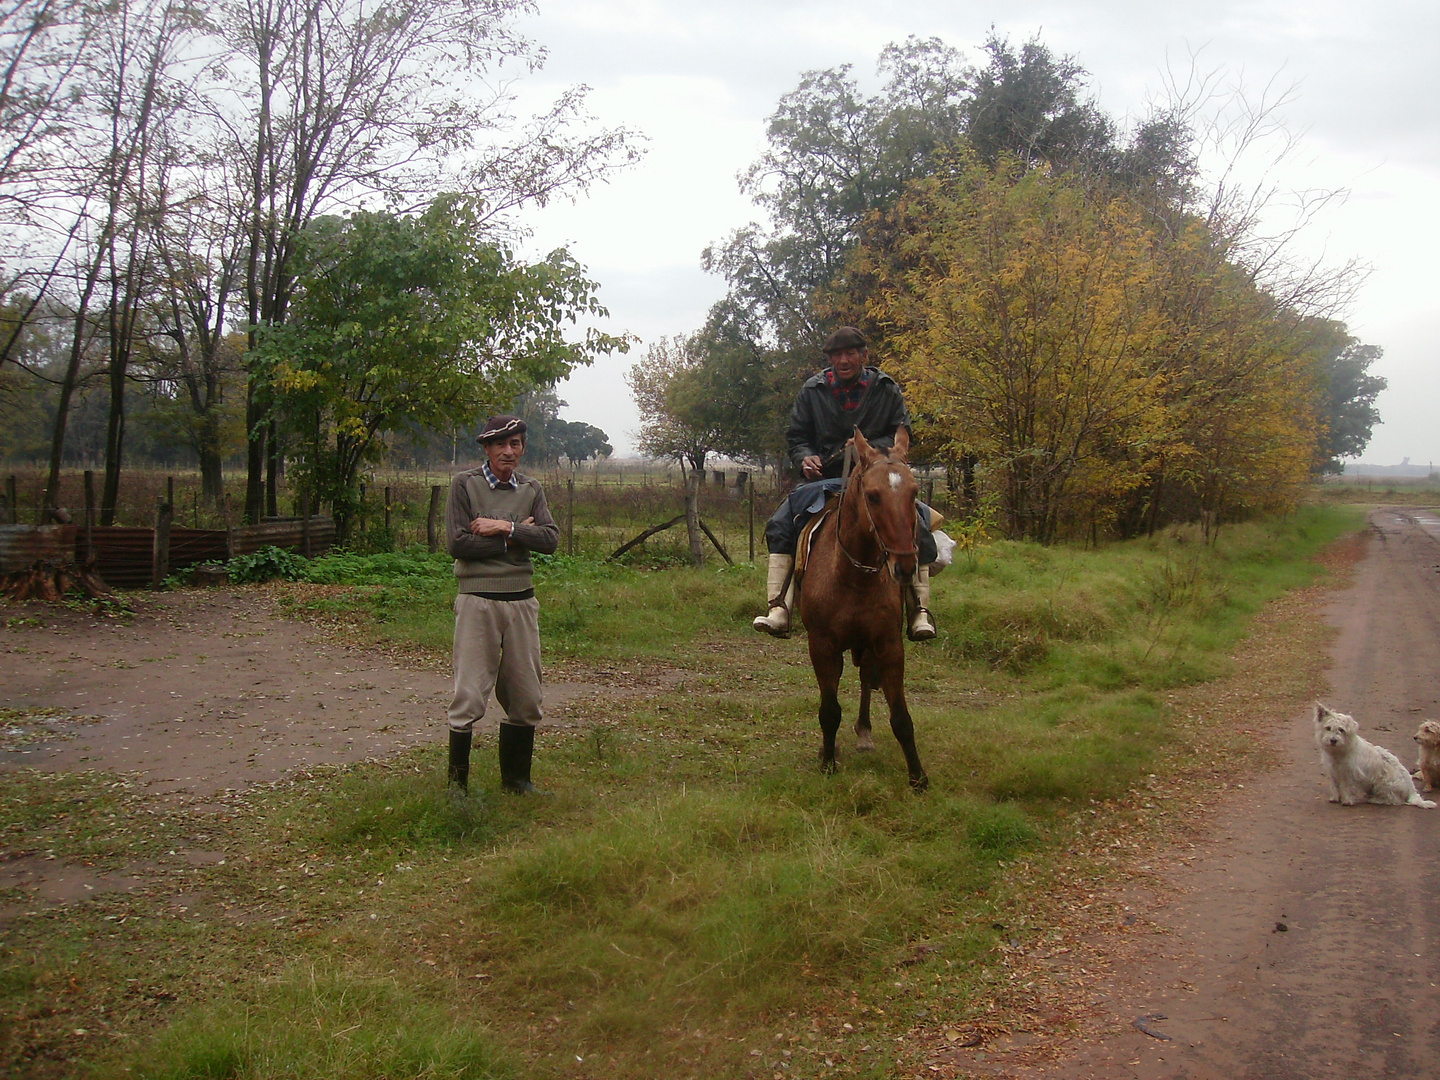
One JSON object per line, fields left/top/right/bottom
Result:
{"left": 825, "top": 366, "right": 873, "bottom": 411}
{"left": 482, "top": 461, "right": 517, "bottom": 490}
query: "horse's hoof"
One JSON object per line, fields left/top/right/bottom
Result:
{"left": 819, "top": 758, "right": 838, "bottom": 775}
{"left": 855, "top": 736, "right": 875, "bottom": 753}
{"left": 909, "top": 774, "right": 930, "bottom": 793}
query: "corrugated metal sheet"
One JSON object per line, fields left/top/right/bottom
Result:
{"left": 0, "top": 525, "right": 78, "bottom": 574}
{"left": 84, "top": 527, "right": 157, "bottom": 588}
{"left": 2, "top": 517, "right": 337, "bottom": 589}
{"left": 231, "top": 516, "right": 336, "bottom": 558}
{"left": 167, "top": 528, "right": 230, "bottom": 565}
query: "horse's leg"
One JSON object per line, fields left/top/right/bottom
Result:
{"left": 876, "top": 638, "right": 928, "bottom": 791}
{"left": 811, "top": 642, "right": 844, "bottom": 774}
{"left": 852, "top": 646, "right": 875, "bottom": 752}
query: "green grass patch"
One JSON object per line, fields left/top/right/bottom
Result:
{"left": 2, "top": 504, "right": 1364, "bottom": 1079}
{"left": 127, "top": 969, "right": 513, "bottom": 1080}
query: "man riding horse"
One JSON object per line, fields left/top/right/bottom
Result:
{"left": 752, "top": 326, "right": 938, "bottom": 640}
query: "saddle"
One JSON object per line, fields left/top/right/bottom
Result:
{"left": 794, "top": 493, "right": 840, "bottom": 587}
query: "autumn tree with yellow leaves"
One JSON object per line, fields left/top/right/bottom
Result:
{"left": 845, "top": 149, "right": 1352, "bottom": 542}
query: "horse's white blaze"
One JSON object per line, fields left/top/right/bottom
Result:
{"left": 888, "top": 469, "right": 904, "bottom": 490}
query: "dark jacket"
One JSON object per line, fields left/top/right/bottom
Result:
{"left": 786, "top": 367, "right": 911, "bottom": 477}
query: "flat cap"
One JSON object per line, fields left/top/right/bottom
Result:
{"left": 822, "top": 326, "right": 867, "bottom": 354}
{"left": 476, "top": 414, "right": 527, "bottom": 444}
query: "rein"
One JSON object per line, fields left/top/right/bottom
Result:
{"left": 835, "top": 453, "right": 918, "bottom": 574}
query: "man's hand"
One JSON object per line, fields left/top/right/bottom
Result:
{"left": 469, "top": 515, "right": 535, "bottom": 539}
{"left": 470, "top": 516, "right": 513, "bottom": 537}
{"left": 801, "top": 455, "right": 824, "bottom": 480}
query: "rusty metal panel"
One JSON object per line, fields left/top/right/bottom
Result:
{"left": 168, "top": 528, "right": 230, "bottom": 565}
{"left": 85, "top": 527, "right": 156, "bottom": 589}
{"left": 4, "top": 517, "right": 336, "bottom": 589}
{"left": 231, "top": 517, "right": 335, "bottom": 557}
{"left": 0, "top": 525, "right": 78, "bottom": 573}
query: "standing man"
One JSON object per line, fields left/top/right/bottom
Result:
{"left": 753, "top": 326, "right": 938, "bottom": 640}
{"left": 446, "top": 414, "right": 559, "bottom": 796}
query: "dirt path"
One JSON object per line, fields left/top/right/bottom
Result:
{"left": 0, "top": 586, "right": 644, "bottom": 800}
{"left": 1035, "top": 508, "right": 1440, "bottom": 1079}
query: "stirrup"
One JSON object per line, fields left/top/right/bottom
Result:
{"left": 907, "top": 608, "right": 936, "bottom": 641}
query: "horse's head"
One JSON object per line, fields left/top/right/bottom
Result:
{"left": 852, "top": 426, "right": 919, "bottom": 581}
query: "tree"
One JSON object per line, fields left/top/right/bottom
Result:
{"left": 628, "top": 335, "right": 723, "bottom": 474}
{"left": 1312, "top": 333, "right": 1386, "bottom": 474}
{"left": 252, "top": 195, "right": 625, "bottom": 541}
{"left": 703, "top": 36, "right": 973, "bottom": 356}
{"left": 963, "top": 33, "right": 1115, "bottom": 172}
{"left": 551, "top": 420, "right": 611, "bottom": 464}
{"left": 211, "top": 0, "right": 640, "bottom": 521}
{"left": 38, "top": 0, "right": 198, "bottom": 521}
{"left": 861, "top": 152, "right": 1169, "bottom": 541}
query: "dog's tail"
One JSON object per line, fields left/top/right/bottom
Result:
{"left": 1407, "top": 792, "right": 1437, "bottom": 809}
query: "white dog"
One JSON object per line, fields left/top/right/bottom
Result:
{"left": 1313, "top": 703, "right": 1436, "bottom": 808}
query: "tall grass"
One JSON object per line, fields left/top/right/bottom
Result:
{"left": 2, "top": 504, "right": 1364, "bottom": 1079}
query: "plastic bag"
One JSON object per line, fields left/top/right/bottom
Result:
{"left": 930, "top": 529, "right": 956, "bottom": 575}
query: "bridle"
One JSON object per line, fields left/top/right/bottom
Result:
{"left": 835, "top": 451, "right": 919, "bottom": 575}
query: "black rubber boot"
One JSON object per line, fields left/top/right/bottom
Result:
{"left": 498, "top": 723, "right": 547, "bottom": 795}
{"left": 447, "top": 729, "right": 472, "bottom": 794}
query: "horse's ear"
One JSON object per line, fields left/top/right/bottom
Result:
{"left": 892, "top": 426, "right": 910, "bottom": 461}
{"left": 852, "top": 426, "right": 875, "bottom": 469}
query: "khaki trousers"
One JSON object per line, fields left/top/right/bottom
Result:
{"left": 448, "top": 593, "right": 543, "bottom": 732}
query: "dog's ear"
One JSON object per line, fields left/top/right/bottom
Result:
{"left": 1314, "top": 702, "right": 1328, "bottom": 723}
{"left": 1343, "top": 715, "right": 1359, "bottom": 734}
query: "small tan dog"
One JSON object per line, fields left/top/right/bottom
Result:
{"left": 1413, "top": 720, "right": 1440, "bottom": 792}
{"left": 1313, "top": 703, "right": 1436, "bottom": 808}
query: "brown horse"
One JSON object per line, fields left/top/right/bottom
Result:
{"left": 797, "top": 426, "right": 928, "bottom": 790}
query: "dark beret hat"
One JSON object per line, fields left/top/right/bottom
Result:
{"left": 822, "top": 326, "right": 867, "bottom": 354}
{"left": 477, "top": 414, "right": 527, "bottom": 444}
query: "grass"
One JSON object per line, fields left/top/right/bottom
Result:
{"left": 0, "top": 503, "right": 1365, "bottom": 1078}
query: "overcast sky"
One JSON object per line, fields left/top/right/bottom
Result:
{"left": 508, "top": 0, "right": 1439, "bottom": 466}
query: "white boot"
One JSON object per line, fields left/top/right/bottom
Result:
{"left": 753, "top": 554, "right": 795, "bottom": 636}
{"left": 907, "top": 563, "right": 937, "bottom": 641}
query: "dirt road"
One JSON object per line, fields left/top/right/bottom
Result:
{"left": 0, "top": 587, "right": 642, "bottom": 800}
{"left": 1043, "top": 508, "right": 1440, "bottom": 1079}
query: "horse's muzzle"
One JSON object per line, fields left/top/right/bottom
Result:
{"left": 889, "top": 552, "right": 917, "bottom": 582}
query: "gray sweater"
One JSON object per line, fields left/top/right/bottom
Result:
{"left": 446, "top": 467, "right": 559, "bottom": 596}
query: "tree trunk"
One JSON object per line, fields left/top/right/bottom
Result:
{"left": 41, "top": 280, "right": 101, "bottom": 521}
{"left": 684, "top": 469, "right": 705, "bottom": 568}
{"left": 244, "top": 382, "right": 266, "bottom": 523}
{"left": 199, "top": 445, "right": 224, "bottom": 504}
{"left": 265, "top": 417, "right": 279, "bottom": 516}
{"left": 99, "top": 358, "right": 125, "bottom": 526}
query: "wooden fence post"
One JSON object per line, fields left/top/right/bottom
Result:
{"left": 221, "top": 493, "right": 235, "bottom": 560}
{"left": 301, "top": 490, "right": 312, "bottom": 558}
{"left": 566, "top": 476, "right": 575, "bottom": 556}
{"left": 427, "top": 485, "right": 443, "bottom": 553}
{"left": 5, "top": 475, "right": 16, "bottom": 524}
{"left": 83, "top": 470, "right": 95, "bottom": 563}
{"left": 384, "top": 485, "right": 392, "bottom": 535}
{"left": 748, "top": 478, "right": 755, "bottom": 563}
{"left": 152, "top": 496, "right": 174, "bottom": 588}
{"left": 684, "top": 470, "right": 705, "bottom": 568}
